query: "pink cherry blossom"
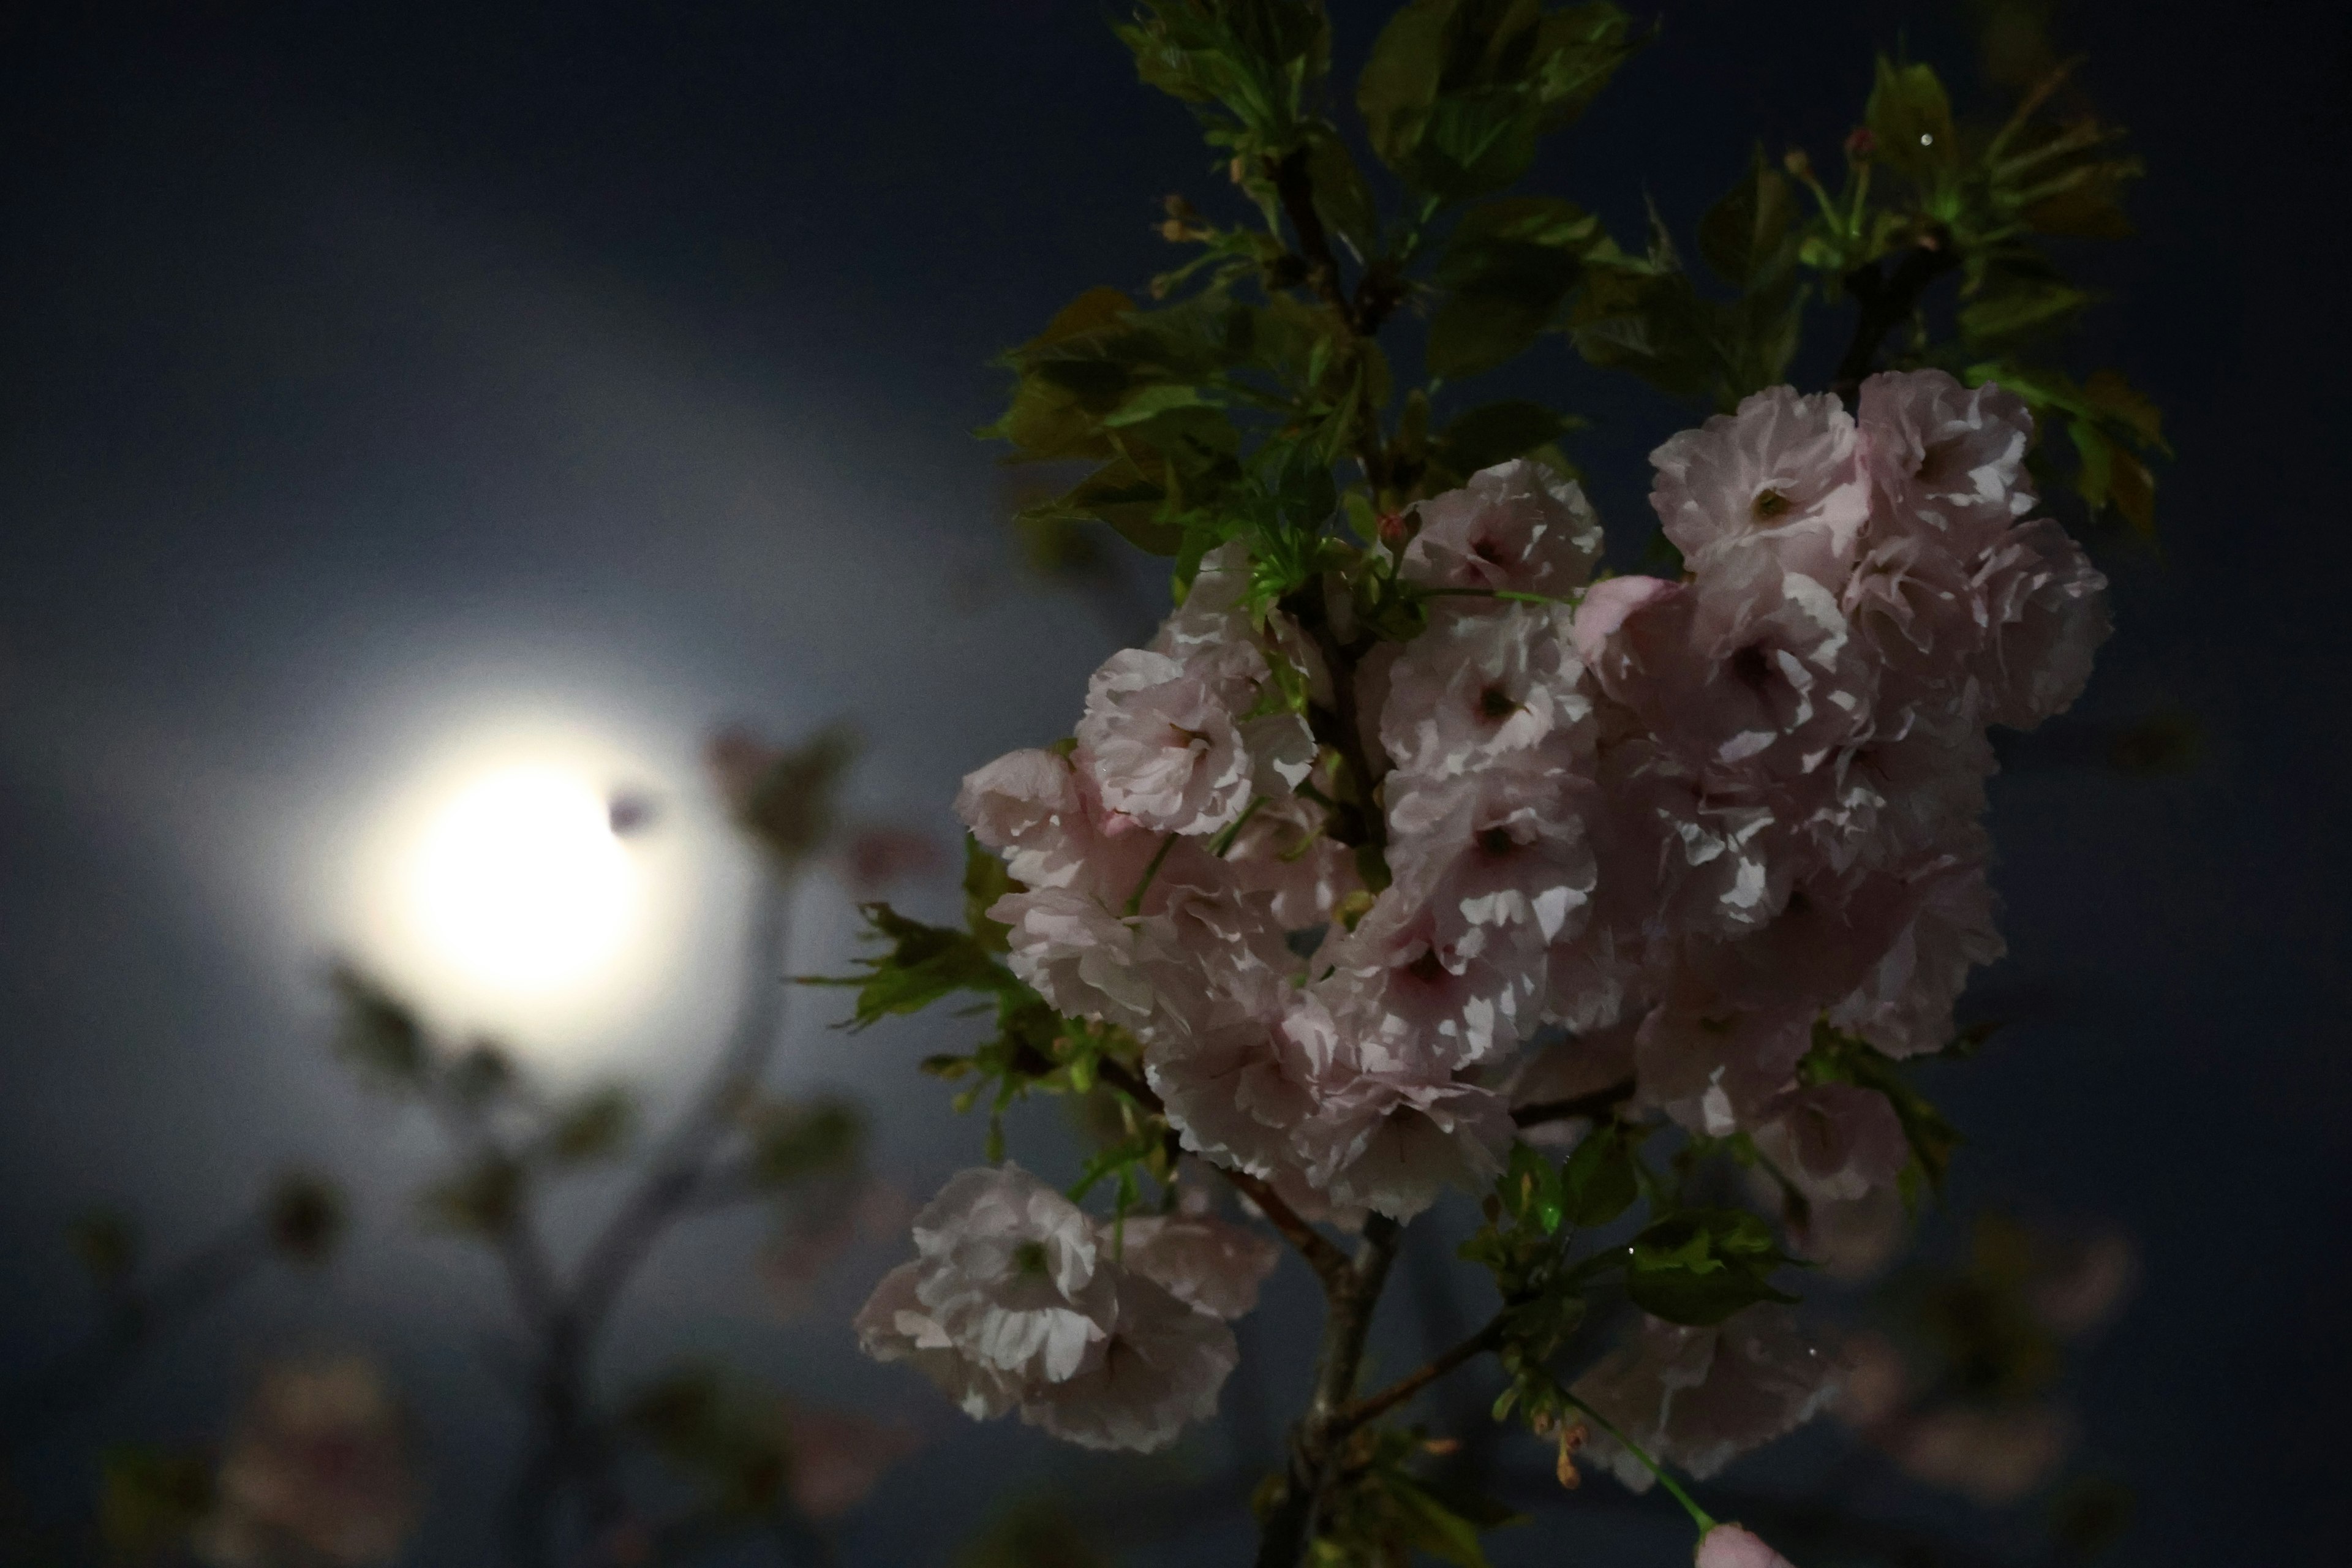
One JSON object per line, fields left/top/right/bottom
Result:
{"left": 1147, "top": 1000, "right": 1331, "bottom": 1185}
{"left": 1321, "top": 886, "right": 1547, "bottom": 1071}
{"left": 1386, "top": 764, "right": 1596, "bottom": 950}
{"left": 778, "top": 1404, "right": 918, "bottom": 1519}
{"left": 1826, "top": 856, "right": 2003, "bottom": 1057}
{"left": 1076, "top": 644, "right": 1262, "bottom": 835}
{"left": 1752, "top": 1084, "right": 1909, "bottom": 1202}
{"left": 1696, "top": 1523, "right": 1799, "bottom": 1568}
{"left": 1970, "top": 517, "right": 2111, "bottom": 731}
{"left": 1650, "top": 385, "right": 1870, "bottom": 581}
{"left": 1400, "top": 458, "right": 1602, "bottom": 597}
{"left": 1890, "top": 1403, "right": 2076, "bottom": 1505}
{"left": 992, "top": 888, "right": 1158, "bottom": 1035}
{"left": 196, "top": 1357, "right": 418, "bottom": 1568}
{"left": 908, "top": 1165, "right": 1117, "bottom": 1385}
{"left": 1117, "top": 1212, "right": 1282, "bottom": 1320}
{"left": 1381, "top": 603, "right": 1591, "bottom": 782}
{"left": 853, "top": 1261, "right": 1022, "bottom": 1420}
{"left": 1573, "top": 1306, "right": 1844, "bottom": 1488}
{"left": 1016, "top": 1270, "right": 1238, "bottom": 1452}
{"left": 1858, "top": 368, "right": 2037, "bottom": 556}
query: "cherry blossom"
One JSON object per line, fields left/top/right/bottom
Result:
{"left": 195, "top": 1357, "right": 418, "bottom": 1568}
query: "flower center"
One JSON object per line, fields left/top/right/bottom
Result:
{"left": 1012, "top": 1240, "right": 1052, "bottom": 1278}
{"left": 1752, "top": 487, "right": 1792, "bottom": 521}
{"left": 1729, "top": 644, "right": 1774, "bottom": 691}
{"left": 1477, "top": 826, "right": 1516, "bottom": 857}
{"left": 1479, "top": 685, "right": 1520, "bottom": 720}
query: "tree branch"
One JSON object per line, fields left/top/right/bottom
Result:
{"left": 1092, "top": 1054, "right": 1351, "bottom": 1289}
{"left": 1254, "top": 1216, "right": 1404, "bottom": 1568}
{"left": 1829, "top": 230, "right": 1961, "bottom": 409}
{"left": 1509, "top": 1076, "right": 1637, "bottom": 1130}
{"left": 1335, "top": 1313, "right": 1509, "bottom": 1433}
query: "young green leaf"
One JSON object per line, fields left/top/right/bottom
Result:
{"left": 1625, "top": 1208, "right": 1798, "bottom": 1325}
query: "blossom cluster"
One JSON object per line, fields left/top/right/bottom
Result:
{"left": 854, "top": 1165, "right": 1276, "bottom": 1452}
{"left": 862, "top": 369, "right": 2107, "bottom": 1453}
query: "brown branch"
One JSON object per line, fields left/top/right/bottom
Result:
{"left": 1509, "top": 1076, "right": 1637, "bottom": 1130}
{"left": 1271, "top": 146, "right": 1351, "bottom": 323}
{"left": 1335, "top": 1313, "right": 1509, "bottom": 1433}
{"left": 1093, "top": 1053, "right": 1350, "bottom": 1289}
{"left": 1830, "top": 228, "right": 1962, "bottom": 409}
{"left": 1256, "top": 1216, "right": 1404, "bottom": 1568}
{"left": 1223, "top": 1168, "right": 1351, "bottom": 1290}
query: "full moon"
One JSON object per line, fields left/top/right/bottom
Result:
{"left": 402, "top": 767, "right": 638, "bottom": 997}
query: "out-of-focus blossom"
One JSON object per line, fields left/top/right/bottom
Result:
{"left": 1831, "top": 1330, "right": 1912, "bottom": 1431}
{"left": 764, "top": 1180, "right": 911, "bottom": 1317}
{"left": 195, "top": 1357, "right": 418, "bottom": 1568}
{"left": 777, "top": 1405, "right": 918, "bottom": 1520}
{"left": 1573, "top": 1307, "right": 1844, "bottom": 1489}
{"left": 1751, "top": 1084, "right": 1909, "bottom": 1204}
{"left": 1888, "top": 1403, "right": 2076, "bottom": 1506}
{"left": 843, "top": 825, "right": 942, "bottom": 894}
{"left": 2028, "top": 1231, "right": 2139, "bottom": 1337}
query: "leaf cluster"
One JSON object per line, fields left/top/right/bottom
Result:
{"left": 1295, "top": 1424, "right": 1522, "bottom": 1568}
{"left": 812, "top": 838, "right": 1167, "bottom": 1172}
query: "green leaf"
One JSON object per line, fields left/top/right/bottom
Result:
{"left": 1866, "top": 57, "right": 1959, "bottom": 185}
{"left": 1116, "top": 0, "right": 1330, "bottom": 137}
{"left": 420, "top": 1155, "right": 525, "bottom": 1236}
{"left": 330, "top": 963, "right": 429, "bottom": 1088}
{"left": 1356, "top": 0, "right": 1637, "bottom": 200}
{"left": 1427, "top": 197, "right": 1604, "bottom": 377}
{"left": 750, "top": 1097, "right": 865, "bottom": 1187}
{"left": 1502, "top": 1140, "right": 1564, "bottom": 1233}
{"left": 2068, "top": 417, "right": 2113, "bottom": 514}
{"left": 2082, "top": 369, "right": 2169, "bottom": 454}
{"left": 1388, "top": 1475, "right": 1501, "bottom": 1568}
{"left": 730, "top": 723, "right": 858, "bottom": 862}
{"left": 963, "top": 836, "right": 1018, "bottom": 952}
{"left": 1303, "top": 120, "right": 1379, "bottom": 261}
{"left": 1626, "top": 1207, "right": 1798, "bottom": 1325}
{"left": 1697, "top": 145, "right": 1796, "bottom": 289}
{"left": 546, "top": 1085, "right": 634, "bottom": 1166}
{"left": 805, "top": 905, "right": 1020, "bottom": 1028}
{"left": 70, "top": 1208, "right": 138, "bottom": 1286}
{"left": 1960, "top": 277, "right": 2091, "bottom": 345}
{"left": 1559, "top": 1119, "right": 1640, "bottom": 1227}
{"left": 100, "top": 1447, "right": 214, "bottom": 1555}
{"left": 265, "top": 1172, "right": 346, "bottom": 1263}
{"left": 1568, "top": 255, "right": 1717, "bottom": 404}
{"left": 1430, "top": 400, "right": 1578, "bottom": 478}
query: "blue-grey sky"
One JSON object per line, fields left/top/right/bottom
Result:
{"left": 2, "top": 3, "right": 2346, "bottom": 1564}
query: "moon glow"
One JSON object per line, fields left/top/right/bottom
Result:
{"left": 403, "top": 767, "right": 638, "bottom": 996}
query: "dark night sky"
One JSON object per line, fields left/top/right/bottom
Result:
{"left": 2, "top": 2, "right": 2348, "bottom": 1564}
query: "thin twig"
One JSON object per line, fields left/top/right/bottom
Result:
{"left": 5, "top": 1216, "right": 273, "bottom": 1446}
{"left": 1335, "top": 1313, "right": 1509, "bottom": 1432}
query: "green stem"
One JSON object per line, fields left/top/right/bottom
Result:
{"left": 1209, "top": 796, "right": 1268, "bottom": 858}
{"left": 1124, "top": 833, "right": 1180, "bottom": 917}
{"left": 1560, "top": 1392, "right": 1717, "bottom": 1534}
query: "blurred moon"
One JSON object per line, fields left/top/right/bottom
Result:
{"left": 403, "top": 767, "right": 638, "bottom": 996}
